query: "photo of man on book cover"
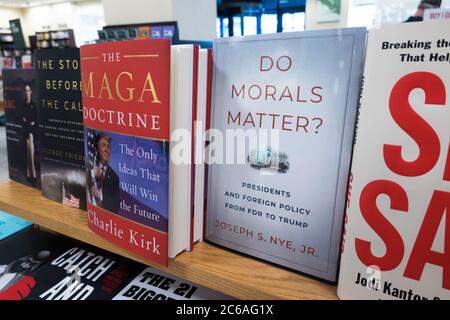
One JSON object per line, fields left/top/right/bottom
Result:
{"left": 85, "top": 128, "right": 169, "bottom": 232}
{"left": 87, "top": 131, "right": 120, "bottom": 214}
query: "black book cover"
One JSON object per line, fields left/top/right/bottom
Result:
{"left": 2, "top": 69, "right": 41, "bottom": 188}
{"left": 0, "top": 227, "right": 235, "bottom": 300}
{"left": 35, "top": 48, "right": 86, "bottom": 210}
{"left": 0, "top": 227, "right": 146, "bottom": 300}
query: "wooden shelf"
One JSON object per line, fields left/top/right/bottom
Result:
{"left": 0, "top": 181, "right": 338, "bottom": 300}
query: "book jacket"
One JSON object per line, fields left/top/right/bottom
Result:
{"left": 80, "top": 40, "right": 171, "bottom": 266}
{"left": 206, "top": 28, "right": 366, "bottom": 281}
{"left": 2, "top": 68, "right": 41, "bottom": 188}
{"left": 338, "top": 21, "right": 450, "bottom": 299}
{"left": 35, "top": 48, "right": 86, "bottom": 210}
{"left": 0, "top": 227, "right": 232, "bottom": 300}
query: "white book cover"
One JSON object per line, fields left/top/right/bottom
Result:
{"left": 206, "top": 28, "right": 366, "bottom": 281}
{"left": 338, "top": 21, "right": 450, "bottom": 300}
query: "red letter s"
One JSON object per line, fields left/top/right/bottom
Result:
{"left": 356, "top": 180, "right": 408, "bottom": 271}
{"left": 384, "top": 72, "right": 446, "bottom": 176}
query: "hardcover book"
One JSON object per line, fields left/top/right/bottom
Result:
{"left": 81, "top": 39, "right": 171, "bottom": 266}
{"left": 80, "top": 40, "right": 199, "bottom": 265}
{"left": 2, "top": 68, "right": 41, "bottom": 188}
{"left": 206, "top": 28, "right": 366, "bottom": 281}
{"left": 0, "top": 227, "right": 233, "bottom": 300}
{"left": 35, "top": 48, "right": 86, "bottom": 210}
{"left": 338, "top": 21, "right": 450, "bottom": 299}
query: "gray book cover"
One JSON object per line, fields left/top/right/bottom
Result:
{"left": 206, "top": 28, "right": 366, "bottom": 282}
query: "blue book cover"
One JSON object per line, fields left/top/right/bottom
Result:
{"left": 0, "top": 211, "right": 32, "bottom": 241}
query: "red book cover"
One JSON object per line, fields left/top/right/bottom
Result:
{"left": 80, "top": 39, "right": 171, "bottom": 266}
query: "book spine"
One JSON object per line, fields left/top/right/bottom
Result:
{"left": 337, "top": 31, "right": 372, "bottom": 300}
{"left": 189, "top": 45, "right": 199, "bottom": 251}
{"left": 202, "top": 48, "right": 213, "bottom": 242}
{"left": 339, "top": 33, "right": 369, "bottom": 260}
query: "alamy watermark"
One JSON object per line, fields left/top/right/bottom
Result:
{"left": 171, "top": 121, "right": 283, "bottom": 176}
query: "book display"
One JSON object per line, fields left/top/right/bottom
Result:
{"left": 0, "top": 0, "right": 448, "bottom": 302}
{"left": 0, "top": 33, "right": 14, "bottom": 57}
{"left": 35, "top": 30, "right": 76, "bottom": 49}
{"left": 0, "top": 31, "right": 28, "bottom": 69}
{"left": 99, "top": 22, "right": 178, "bottom": 43}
